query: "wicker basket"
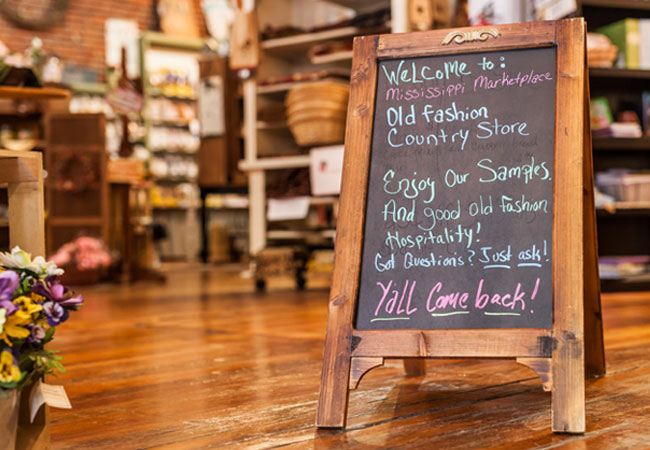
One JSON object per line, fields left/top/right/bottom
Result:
{"left": 285, "top": 81, "right": 349, "bottom": 147}
{"left": 286, "top": 100, "right": 348, "bottom": 116}
{"left": 288, "top": 116, "right": 346, "bottom": 147}
{"left": 287, "top": 108, "right": 348, "bottom": 123}
{"left": 286, "top": 81, "right": 349, "bottom": 103}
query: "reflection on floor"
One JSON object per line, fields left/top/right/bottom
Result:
{"left": 49, "top": 264, "right": 650, "bottom": 449}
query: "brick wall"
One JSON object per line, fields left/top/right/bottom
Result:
{"left": 0, "top": 0, "right": 207, "bottom": 81}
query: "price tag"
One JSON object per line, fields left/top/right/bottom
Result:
{"left": 30, "top": 381, "right": 72, "bottom": 423}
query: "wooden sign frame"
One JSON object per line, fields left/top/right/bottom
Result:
{"left": 317, "top": 18, "right": 605, "bottom": 434}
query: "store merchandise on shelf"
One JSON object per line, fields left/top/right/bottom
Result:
{"left": 240, "top": 0, "right": 401, "bottom": 289}
{"left": 581, "top": 0, "right": 650, "bottom": 291}
{"left": 141, "top": 32, "right": 204, "bottom": 261}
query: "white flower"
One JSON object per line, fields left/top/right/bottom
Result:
{"left": 0, "top": 247, "right": 64, "bottom": 278}
{"left": 0, "top": 246, "right": 31, "bottom": 268}
{"left": 31, "top": 256, "right": 64, "bottom": 277}
{"left": 0, "top": 308, "right": 5, "bottom": 334}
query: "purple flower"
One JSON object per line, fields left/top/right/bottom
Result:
{"left": 27, "top": 324, "right": 46, "bottom": 344}
{"left": 42, "top": 301, "right": 69, "bottom": 326}
{"left": 33, "top": 279, "right": 83, "bottom": 310}
{"left": 0, "top": 270, "right": 19, "bottom": 315}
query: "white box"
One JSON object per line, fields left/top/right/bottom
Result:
{"left": 309, "top": 145, "right": 344, "bottom": 196}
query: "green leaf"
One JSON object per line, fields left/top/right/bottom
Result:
{"left": 44, "top": 327, "right": 55, "bottom": 341}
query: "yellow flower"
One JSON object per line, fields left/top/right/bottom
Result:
{"left": 13, "top": 296, "right": 42, "bottom": 316}
{"left": 0, "top": 313, "right": 30, "bottom": 346}
{"left": 0, "top": 349, "right": 21, "bottom": 383}
{"left": 31, "top": 292, "right": 46, "bottom": 304}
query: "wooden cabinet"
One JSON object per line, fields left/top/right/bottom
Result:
{"left": 45, "top": 113, "right": 109, "bottom": 257}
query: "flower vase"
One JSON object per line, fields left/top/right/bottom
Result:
{"left": 0, "top": 390, "right": 19, "bottom": 450}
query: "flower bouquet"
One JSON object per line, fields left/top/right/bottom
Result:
{"left": 0, "top": 247, "right": 83, "bottom": 449}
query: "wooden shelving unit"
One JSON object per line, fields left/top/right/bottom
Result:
{"left": 140, "top": 31, "right": 204, "bottom": 261}
{"left": 240, "top": 1, "right": 407, "bottom": 281}
{"left": 580, "top": 1, "right": 650, "bottom": 291}
{"left": 239, "top": 0, "right": 406, "bottom": 289}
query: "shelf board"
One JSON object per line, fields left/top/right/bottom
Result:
{"left": 267, "top": 229, "right": 336, "bottom": 240}
{"left": 597, "top": 202, "right": 650, "bottom": 216}
{"left": 601, "top": 276, "right": 650, "bottom": 292}
{"left": 257, "top": 82, "right": 295, "bottom": 96}
{"left": 0, "top": 86, "right": 69, "bottom": 99}
{"left": 310, "top": 50, "right": 353, "bottom": 65}
{"left": 153, "top": 205, "right": 197, "bottom": 211}
{"left": 241, "top": 121, "right": 291, "bottom": 137}
{"left": 262, "top": 25, "right": 389, "bottom": 58}
{"left": 239, "top": 155, "right": 310, "bottom": 171}
{"left": 206, "top": 205, "right": 249, "bottom": 211}
{"left": 324, "top": 0, "right": 390, "bottom": 12}
{"left": 154, "top": 204, "right": 248, "bottom": 211}
{"left": 153, "top": 176, "right": 197, "bottom": 183}
{"left": 151, "top": 148, "right": 198, "bottom": 155}
{"left": 141, "top": 31, "right": 204, "bottom": 51}
{"left": 592, "top": 137, "right": 650, "bottom": 151}
{"left": 257, "top": 120, "right": 289, "bottom": 130}
{"left": 580, "top": 0, "right": 650, "bottom": 10}
{"left": 589, "top": 67, "right": 650, "bottom": 79}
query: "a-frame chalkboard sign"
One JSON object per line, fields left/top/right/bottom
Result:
{"left": 317, "top": 18, "right": 605, "bottom": 434}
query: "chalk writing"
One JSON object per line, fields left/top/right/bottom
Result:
{"left": 356, "top": 47, "right": 556, "bottom": 330}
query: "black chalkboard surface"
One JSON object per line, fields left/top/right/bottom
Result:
{"left": 355, "top": 47, "right": 556, "bottom": 330}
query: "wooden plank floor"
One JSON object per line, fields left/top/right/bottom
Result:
{"left": 49, "top": 265, "right": 650, "bottom": 449}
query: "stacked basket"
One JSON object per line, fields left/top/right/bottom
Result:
{"left": 286, "top": 81, "right": 349, "bottom": 147}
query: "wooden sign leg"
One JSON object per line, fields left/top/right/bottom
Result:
{"left": 551, "top": 337, "right": 585, "bottom": 433}
{"left": 582, "top": 65, "right": 606, "bottom": 379}
{"left": 317, "top": 297, "right": 354, "bottom": 428}
{"left": 551, "top": 19, "right": 587, "bottom": 434}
